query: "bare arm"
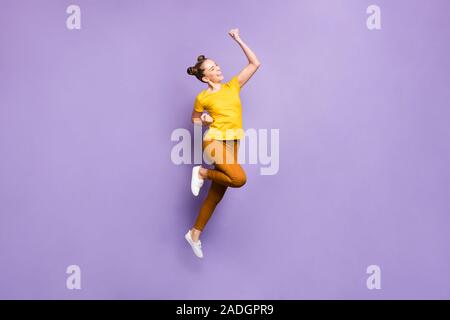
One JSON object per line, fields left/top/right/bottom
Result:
{"left": 229, "top": 28, "right": 261, "bottom": 88}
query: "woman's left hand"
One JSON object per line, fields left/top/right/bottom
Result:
{"left": 228, "top": 28, "right": 241, "bottom": 42}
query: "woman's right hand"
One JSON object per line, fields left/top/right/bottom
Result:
{"left": 200, "top": 113, "right": 214, "bottom": 125}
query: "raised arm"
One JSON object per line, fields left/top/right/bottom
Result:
{"left": 229, "top": 28, "right": 261, "bottom": 88}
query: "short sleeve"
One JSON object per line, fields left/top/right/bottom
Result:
{"left": 193, "top": 95, "right": 204, "bottom": 112}
{"left": 228, "top": 75, "right": 241, "bottom": 92}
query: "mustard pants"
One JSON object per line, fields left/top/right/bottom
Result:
{"left": 193, "top": 139, "right": 247, "bottom": 231}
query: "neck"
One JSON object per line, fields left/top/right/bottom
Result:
{"left": 208, "top": 82, "right": 222, "bottom": 92}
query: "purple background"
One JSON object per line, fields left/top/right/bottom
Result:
{"left": 1, "top": 0, "right": 449, "bottom": 299}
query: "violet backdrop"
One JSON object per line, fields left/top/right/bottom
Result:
{"left": 0, "top": 0, "right": 449, "bottom": 299}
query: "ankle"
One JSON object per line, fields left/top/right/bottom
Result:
{"left": 191, "top": 228, "right": 201, "bottom": 241}
{"left": 198, "top": 168, "right": 208, "bottom": 179}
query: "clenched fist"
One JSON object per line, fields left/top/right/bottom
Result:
{"left": 228, "top": 28, "right": 241, "bottom": 42}
{"left": 200, "top": 113, "right": 214, "bottom": 125}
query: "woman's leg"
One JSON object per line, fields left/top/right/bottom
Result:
{"left": 202, "top": 139, "right": 247, "bottom": 188}
{"left": 193, "top": 181, "right": 228, "bottom": 232}
{"left": 191, "top": 139, "right": 247, "bottom": 239}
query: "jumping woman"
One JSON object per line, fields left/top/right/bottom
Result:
{"left": 185, "top": 28, "right": 261, "bottom": 258}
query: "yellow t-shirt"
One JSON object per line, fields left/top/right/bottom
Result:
{"left": 193, "top": 75, "right": 244, "bottom": 141}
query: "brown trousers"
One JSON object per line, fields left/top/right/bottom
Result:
{"left": 193, "top": 139, "right": 247, "bottom": 231}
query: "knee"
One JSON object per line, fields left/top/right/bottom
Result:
{"left": 230, "top": 173, "right": 247, "bottom": 188}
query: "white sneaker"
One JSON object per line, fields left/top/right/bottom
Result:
{"left": 191, "top": 165, "right": 204, "bottom": 196}
{"left": 185, "top": 230, "right": 204, "bottom": 258}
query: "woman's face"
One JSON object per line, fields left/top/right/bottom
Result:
{"left": 201, "top": 59, "right": 224, "bottom": 84}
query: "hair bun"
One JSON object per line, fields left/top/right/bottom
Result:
{"left": 187, "top": 66, "right": 195, "bottom": 75}
{"left": 187, "top": 55, "right": 207, "bottom": 81}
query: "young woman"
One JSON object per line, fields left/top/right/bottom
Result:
{"left": 185, "top": 28, "right": 261, "bottom": 258}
